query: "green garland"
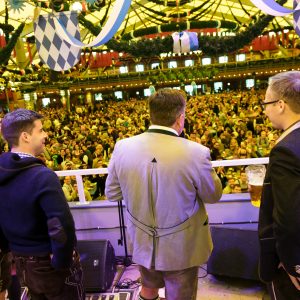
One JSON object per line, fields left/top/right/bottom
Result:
{"left": 78, "top": 14, "right": 101, "bottom": 36}
{"left": 0, "top": 23, "right": 14, "bottom": 33}
{"left": 147, "top": 67, "right": 219, "bottom": 84}
{"left": 122, "top": 20, "right": 238, "bottom": 40}
{"left": 105, "top": 14, "right": 274, "bottom": 57}
{"left": 147, "top": 0, "right": 190, "bottom": 6}
{"left": 76, "top": 0, "right": 288, "bottom": 57}
{"left": 135, "top": 0, "right": 216, "bottom": 22}
{"left": 0, "top": 23, "right": 25, "bottom": 66}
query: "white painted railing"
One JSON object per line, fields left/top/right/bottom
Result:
{"left": 56, "top": 157, "right": 269, "bottom": 204}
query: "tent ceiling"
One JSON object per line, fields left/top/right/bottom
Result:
{"left": 0, "top": 0, "right": 295, "bottom": 69}
{"left": 0, "top": 0, "right": 294, "bottom": 39}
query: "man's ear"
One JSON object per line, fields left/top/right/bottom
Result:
{"left": 278, "top": 100, "right": 286, "bottom": 114}
{"left": 20, "top": 131, "right": 30, "bottom": 144}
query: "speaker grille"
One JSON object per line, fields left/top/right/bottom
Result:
{"left": 207, "top": 225, "right": 260, "bottom": 280}
{"left": 77, "top": 240, "right": 116, "bottom": 292}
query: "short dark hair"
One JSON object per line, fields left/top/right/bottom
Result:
{"left": 148, "top": 89, "right": 186, "bottom": 126}
{"left": 1, "top": 109, "right": 43, "bottom": 147}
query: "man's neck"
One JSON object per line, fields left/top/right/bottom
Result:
{"left": 282, "top": 115, "right": 300, "bottom": 131}
{"left": 170, "top": 125, "right": 181, "bottom": 136}
{"left": 149, "top": 125, "right": 179, "bottom": 136}
{"left": 11, "top": 147, "right": 35, "bottom": 157}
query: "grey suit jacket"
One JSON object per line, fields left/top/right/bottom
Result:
{"left": 105, "top": 130, "right": 222, "bottom": 270}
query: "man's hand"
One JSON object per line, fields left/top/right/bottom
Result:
{"left": 279, "top": 263, "right": 300, "bottom": 290}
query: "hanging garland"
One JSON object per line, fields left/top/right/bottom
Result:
{"left": 105, "top": 0, "right": 287, "bottom": 56}
{"left": 139, "top": 8, "right": 169, "bottom": 25}
{"left": 107, "top": 35, "right": 173, "bottom": 57}
{"left": 0, "top": 23, "right": 25, "bottom": 66}
{"left": 190, "top": 0, "right": 211, "bottom": 15}
{"left": 121, "top": 20, "right": 238, "bottom": 40}
{"left": 147, "top": 67, "right": 219, "bottom": 84}
{"left": 136, "top": 1, "right": 168, "bottom": 18}
{"left": 190, "top": 4, "right": 214, "bottom": 21}
{"left": 147, "top": 0, "right": 190, "bottom": 6}
{"left": 99, "top": 0, "right": 111, "bottom": 26}
{"left": 88, "top": 0, "right": 106, "bottom": 13}
{"left": 103, "top": 15, "right": 275, "bottom": 57}
{"left": 238, "top": 0, "right": 251, "bottom": 17}
{"left": 78, "top": 14, "right": 102, "bottom": 36}
{"left": 0, "top": 23, "right": 14, "bottom": 33}
{"left": 135, "top": 0, "right": 214, "bottom": 21}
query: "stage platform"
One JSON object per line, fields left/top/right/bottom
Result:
{"left": 103, "top": 264, "right": 270, "bottom": 300}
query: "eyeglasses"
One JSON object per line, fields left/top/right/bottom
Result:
{"left": 260, "top": 100, "right": 280, "bottom": 109}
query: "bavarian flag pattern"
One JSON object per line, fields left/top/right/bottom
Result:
{"left": 34, "top": 11, "right": 82, "bottom": 71}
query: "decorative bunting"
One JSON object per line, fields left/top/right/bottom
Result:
{"left": 251, "top": 0, "right": 300, "bottom": 35}
{"left": 33, "top": 0, "right": 130, "bottom": 70}
{"left": 53, "top": 0, "right": 131, "bottom": 48}
{"left": 34, "top": 11, "right": 81, "bottom": 71}
{"left": 8, "top": 0, "right": 26, "bottom": 12}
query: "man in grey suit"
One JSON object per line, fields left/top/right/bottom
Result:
{"left": 105, "top": 89, "right": 222, "bottom": 300}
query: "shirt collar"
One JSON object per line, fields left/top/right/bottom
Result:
{"left": 149, "top": 125, "right": 179, "bottom": 136}
{"left": 12, "top": 151, "right": 35, "bottom": 159}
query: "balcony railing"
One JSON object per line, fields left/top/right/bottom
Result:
{"left": 56, "top": 157, "right": 269, "bottom": 205}
{"left": 19, "top": 56, "right": 300, "bottom": 92}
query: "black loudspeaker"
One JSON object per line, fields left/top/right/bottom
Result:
{"left": 77, "top": 239, "right": 116, "bottom": 292}
{"left": 207, "top": 224, "right": 260, "bottom": 281}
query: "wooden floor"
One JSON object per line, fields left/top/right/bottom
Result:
{"left": 112, "top": 264, "right": 270, "bottom": 300}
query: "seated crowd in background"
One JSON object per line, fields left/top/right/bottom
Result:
{"left": 0, "top": 89, "right": 280, "bottom": 199}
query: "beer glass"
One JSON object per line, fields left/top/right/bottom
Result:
{"left": 245, "top": 165, "right": 266, "bottom": 207}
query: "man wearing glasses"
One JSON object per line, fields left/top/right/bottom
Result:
{"left": 259, "top": 71, "right": 300, "bottom": 299}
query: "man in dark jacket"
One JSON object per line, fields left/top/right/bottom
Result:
{"left": 259, "top": 71, "right": 300, "bottom": 299}
{"left": 0, "top": 109, "right": 84, "bottom": 300}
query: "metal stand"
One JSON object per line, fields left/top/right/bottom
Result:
{"left": 117, "top": 200, "right": 131, "bottom": 266}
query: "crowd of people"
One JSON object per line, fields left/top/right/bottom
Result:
{"left": 0, "top": 89, "right": 280, "bottom": 199}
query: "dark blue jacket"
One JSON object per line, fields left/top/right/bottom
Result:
{"left": 0, "top": 152, "right": 76, "bottom": 269}
{"left": 259, "top": 127, "right": 300, "bottom": 281}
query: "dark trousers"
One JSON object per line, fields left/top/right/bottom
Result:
{"left": 267, "top": 268, "right": 300, "bottom": 300}
{"left": 7, "top": 275, "right": 21, "bottom": 300}
{"left": 0, "top": 252, "right": 12, "bottom": 292}
{"left": 14, "top": 253, "right": 84, "bottom": 300}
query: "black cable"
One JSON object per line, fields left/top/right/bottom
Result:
{"left": 115, "top": 278, "right": 141, "bottom": 289}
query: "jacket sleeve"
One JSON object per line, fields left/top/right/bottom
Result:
{"left": 105, "top": 142, "right": 123, "bottom": 202}
{"left": 195, "top": 147, "right": 222, "bottom": 204}
{"left": 36, "top": 169, "right": 76, "bottom": 269}
{"left": 269, "top": 146, "right": 300, "bottom": 277}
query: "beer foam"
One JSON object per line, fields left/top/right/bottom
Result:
{"left": 248, "top": 178, "right": 264, "bottom": 185}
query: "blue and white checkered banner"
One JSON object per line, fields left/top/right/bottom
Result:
{"left": 53, "top": 0, "right": 131, "bottom": 48}
{"left": 251, "top": 0, "right": 300, "bottom": 36}
{"left": 34, "top": 11, "right": 81, "bottom": 71}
